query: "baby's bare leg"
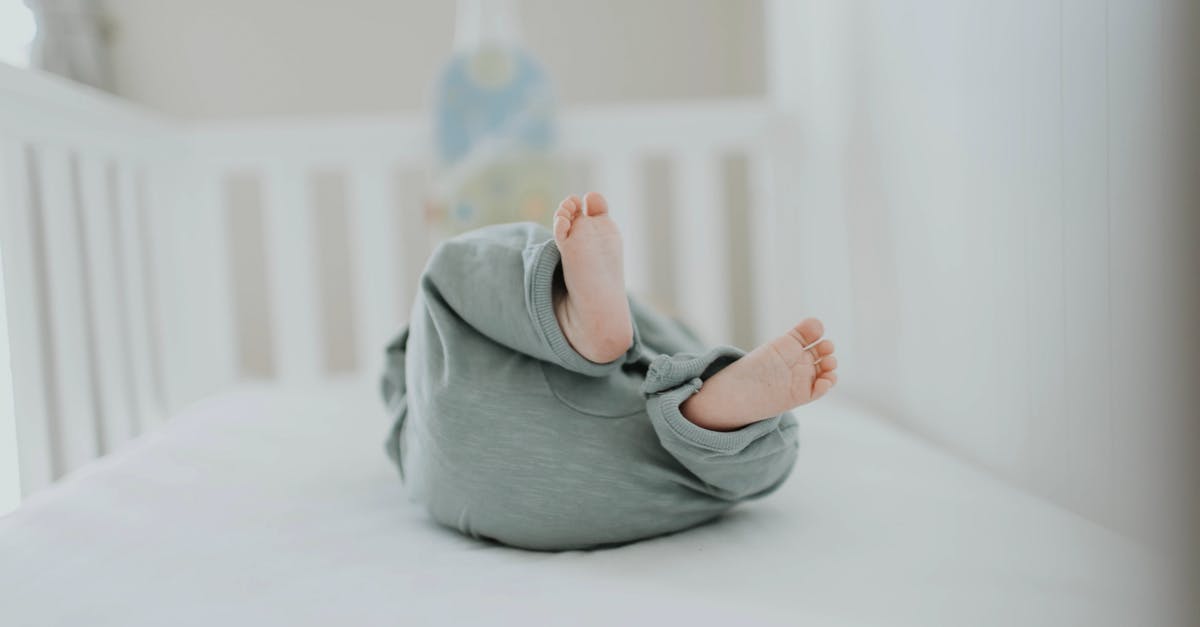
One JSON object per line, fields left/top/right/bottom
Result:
{"left": 680, "top": 319, "right": 838, "bottom": 431}
{"left": 552, "top": 192, "right": 635, "bottom": 363}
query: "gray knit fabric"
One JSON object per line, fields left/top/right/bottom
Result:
{"left": 381, "top": 222, "right": 799, "bottom": 550}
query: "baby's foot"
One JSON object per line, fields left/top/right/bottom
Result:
{"left": 680, "top": 318, "right": 838, "bottom": 431}
{"left": 552, "top": 192, "right": 634, "bottom": 363}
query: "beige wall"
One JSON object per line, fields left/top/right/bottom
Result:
{"left": 102, "top": 0, "right": 764, "bottom": 119}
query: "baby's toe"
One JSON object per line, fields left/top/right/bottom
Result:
{"left": 582, "top": 191, "right": 609, "bottom": 217}
{"left": 791, "top": 318, "right": 825, "bottom": 349}
{"left": 811, "top": 375, "right": 835, "bottom": 401}
{"left": 558, "top": 196, "right": 581, "bottom": 219}
{"left": 553, "top": 214, "right": 571, "bottom": 241}
{"left": 554, "top": 197, "right": 581, "bottom": 241}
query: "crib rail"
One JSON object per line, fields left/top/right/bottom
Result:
{"left": 0, "top": 65, "right": 178, "bottom": 496}
{"left": 184, "top": 101, "right": 781, "bottom": 388}
{"left": 0, "top": 64, "right": 784, "bottom": 501}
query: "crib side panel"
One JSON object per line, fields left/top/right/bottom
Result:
{"left": 0, "top": 65, "right": 181, "bottom": 500}
{"left": 0, "top": 60, "right": 781, "bottom": 508}
{"left": 187, "top": 103, "right": 774, "bottom": 383}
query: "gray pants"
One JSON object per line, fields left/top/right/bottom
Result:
{"left": 381, "top": 223, "right": 799, "bottom": 550}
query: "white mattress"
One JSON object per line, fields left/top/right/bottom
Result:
{"left": 0, "top": 383, "right": 1170, "bottom": 626}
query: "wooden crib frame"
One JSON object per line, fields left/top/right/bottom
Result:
{"left": 0, "top": 64, "right": 792, "bottom": 506}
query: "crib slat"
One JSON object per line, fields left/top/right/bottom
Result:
{"left": 192, "top": 168, "right": 238, "bottom": 390}
{"left": 263, "top": 164, "right": 321, "bottom": 382}
{"left": 139, "top": 158, "right": 189, "bottom": 411}
{"left": 0, "top": 141, "right": 55, "bottom": 493}
{"left": 114, "top": 161, "right": 159, "bottom": 432}
{"left": 0, "top": 224, "right": 18, "bottom": 512}
{"left": 1060, "top": 0, "right": 1117, "bottom": 519}
{"left": 135, "top": 168, "right": 167, "bottom": 420}
{"left": 395, "top": 167, "right": 432, "bottom": 318}
{"left": 672, "top": 153, "right": 730, "bottom": 344}
{"left": 77, "top": 154, "right": 137, "bottom": 450}
{"left": 746, "top": 152, "right": 780, "bottom": 345}
{"left": 1022, "top": 0, "right": 1069, "bottom": 501}
{"left": 349, "top": 164, "right": 403, "bottom": 375}
{"left": 595, "top": 154, "right": 650, "bottom": 299}
{"left": 35, "top": 146, "right": 101, "bottom": 473}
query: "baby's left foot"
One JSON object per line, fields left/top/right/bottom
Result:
{"left": 553, "top": 192, "right": 634, "bottom": 363}
{"left": 680, "top": 318, "right": 838, "bottom": 431}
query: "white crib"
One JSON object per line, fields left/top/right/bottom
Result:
{"left": 0, "top": 63, "right": 790, "bottom": 496}
{"left": 0, "top": 62, "right": 1176, "bottom": 626}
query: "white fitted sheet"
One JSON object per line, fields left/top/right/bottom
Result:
{"left": 0, "top": 383, "right": 1169, "bottom": 626}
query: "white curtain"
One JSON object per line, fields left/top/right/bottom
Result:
{"left": 24, "top": 0, "right": 111, "bottom": 91}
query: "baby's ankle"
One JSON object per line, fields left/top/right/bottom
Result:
{"left": 555, "top": 294, "right": 632, "bottom": 364}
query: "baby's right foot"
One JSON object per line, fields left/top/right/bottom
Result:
{"left": 680, "top": 318, "right": 838, "bottom": 431}
{"left": 552, "top": 192, "right": 634, "bottom": 363}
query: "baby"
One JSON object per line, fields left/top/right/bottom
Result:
{"left": 381, "top": 192, "right": 838, "bottom": 550}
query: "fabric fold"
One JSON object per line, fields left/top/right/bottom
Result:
{"left": 524, "top": 238, "right": 644, "bottom": 376}
{"left": 642, "top": 347, "right": 786, "bottom": 454}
